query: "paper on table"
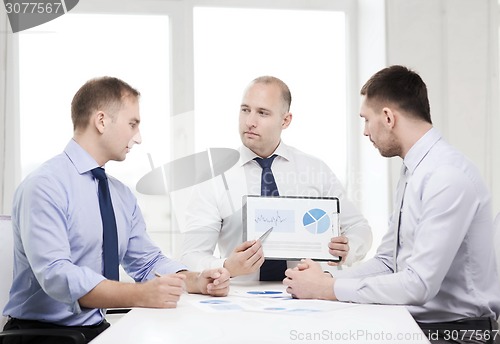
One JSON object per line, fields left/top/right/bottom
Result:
{"left": 191, "top": 295, "right": 361, "bottom": 315}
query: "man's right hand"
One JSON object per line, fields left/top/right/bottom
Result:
{"left": 223, "top": 240, "right": 265, "bottom": 277}
{"left": 79, "top": 274, "right": 187, "bottom": 310}
{"left": 139, "top": 273, "right": 186, "bottom": 308}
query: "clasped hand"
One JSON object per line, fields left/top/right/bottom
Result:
{"left": 283, "top": 259, "right": 337, "bottom": 301}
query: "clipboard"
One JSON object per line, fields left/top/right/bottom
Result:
{"left": 242, "top": 195, "right": 341, "bottom": 262}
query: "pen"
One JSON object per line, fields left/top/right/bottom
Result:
{"left": 258, "top": 227, "right": 273, "bottom": 243}
{"left": 154, "top": 271, "right": 187, "bottom": 293}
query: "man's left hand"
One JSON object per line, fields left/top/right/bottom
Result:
{"left": 327, "top": 235, "right": 349, "bottom": 266}
{"left": 196, "top": 268, "right": 230, "bottom": 296}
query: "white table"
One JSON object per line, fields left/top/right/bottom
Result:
{"left": 92, "top": 281, "right": 430, "bottom": 344}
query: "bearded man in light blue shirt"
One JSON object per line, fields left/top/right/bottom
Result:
{"left": 3, "top": 77, "right": 230, "bottom": 343}
{"left": 284, "top": 65, "right": 500, "bottom": 344}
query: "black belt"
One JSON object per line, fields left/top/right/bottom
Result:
{"left": 418, "top": 317, "right": 494, "bottom": 331}
{"left": 4, "top": 317, "right": 110, "bottom": 343}
{"left": 6, "top": 317, "right": 108, "bottom": 329}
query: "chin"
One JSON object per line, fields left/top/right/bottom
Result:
{"left": 379, "top": 149, "right": 398, "bottom": 158}
{"left": 244, "top": 141, "right": 258, "bottom": 151}
{"left": 242, "top": 138, "right": 254, "bottom": 147}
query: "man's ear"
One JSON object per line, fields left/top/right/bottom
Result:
{"left": 94, "top": 111, "right": 106, "bottom": 134}
{"left": 382, "top": 107, "right": 396, "bottom": 129}
{"left": 282, "top": 112, "right": 292, "bottom": 129}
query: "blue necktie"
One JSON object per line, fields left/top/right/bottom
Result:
{"left": 254, "top": 155, "right": 287, "bottom": 281}
{"left": 92, "top": 167, "right": 119, "bottom": 281}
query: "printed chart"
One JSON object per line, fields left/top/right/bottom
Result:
{"left": 303, "top": 208, "right": 330, "bottom": 234}
{"left": 243, "top": 196, "right": 340, "bottom": 261}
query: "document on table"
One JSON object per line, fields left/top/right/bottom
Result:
{"left": 191, "top": 296, "right": 359, "bottom": 315}
{"left": 243, "top": 196, "right": 340, "bottom": 261}
{"left": 192, "top": 284, "right": 360, "bottom": 314}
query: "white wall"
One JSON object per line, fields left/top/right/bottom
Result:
{"left": 0, "top": 10, "right": 20, "bottom": 216}
{"left": 384, "top": 0, "right": 500, "bottom": 215}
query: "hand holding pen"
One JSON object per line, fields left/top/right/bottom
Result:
{"left": 222, "top": 227, "right": 273, "bottom": 277}
{"left": 138, "top": 272, "right": 186, "bottom": 308}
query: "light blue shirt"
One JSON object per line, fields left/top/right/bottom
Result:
{"left": 3, "top": 139, "right": 186, "bottom": 326}
{"left": 334, "top": 128, "right": 500, "bottom": 322}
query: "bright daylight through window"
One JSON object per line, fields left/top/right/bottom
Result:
{"left": 18, "top": 14, "right": 170, "bottom": 188}
{"left": 193, "top": 7, "right": 347, "bottom": 183}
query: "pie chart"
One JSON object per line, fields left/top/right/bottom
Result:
{"left": 303, "top": 209, "right": 330, "bottom": 234}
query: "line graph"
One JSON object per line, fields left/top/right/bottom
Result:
{"left": 254, "top": 209, "right": 294, "bottom": 233}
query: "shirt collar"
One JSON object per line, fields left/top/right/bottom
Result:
{"left": 238, "top": 141, "right": 292, "bottom": 167}
{"left": 64, "top": 139, "right": 101, "bottom": 175}
{"left": 403, "top": 127, "right": 441, "bottom": 175}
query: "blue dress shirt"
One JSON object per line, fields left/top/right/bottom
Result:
{"left": 3, "top": 139, "right": 186, "bottom": 326}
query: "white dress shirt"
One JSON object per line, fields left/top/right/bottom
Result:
{"left": 180, "top": 141, "right": 372, "bottom": 280}
{"left": 334, "top": 128, "right": 500, "bottom": 323}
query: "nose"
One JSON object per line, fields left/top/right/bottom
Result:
{"left": 132, "top": 130, "right": 142, "bottom": 145}
{"left": 246, "top": 111, "right": 257, "bottom": 128}
{"left": 363, "top": 124, "right": 369, "bottom": 137}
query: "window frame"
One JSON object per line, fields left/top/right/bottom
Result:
{"left": 6, "top": 0, "right": 383, "bottom": 255}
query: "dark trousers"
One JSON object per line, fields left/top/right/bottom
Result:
{"left": 418, "top": 317, "right": 499, "bottom": 344}
{"left": 2, "top": 317, "right": 110, "bottom": 344}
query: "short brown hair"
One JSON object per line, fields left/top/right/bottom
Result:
{"left": 71, "top": 76, "right": 140, "bottom": 130}
{"left": 360, "top": 65, "right": 432, "bottom": 124}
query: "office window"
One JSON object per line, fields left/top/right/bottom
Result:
{"left": 19, "top": 13, "right": 170, "bottom": 185}
{"left": 193, "top": 7, "right": 347, "bottom": 183}
{"left": 18, "top": 14, "right": 171, "bottom": 251}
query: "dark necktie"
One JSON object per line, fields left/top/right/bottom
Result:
{"left": 254, "top": 155, "right": 287, "bottom": 281}
{"left": 91, "top": 167, "right": 119, "bottom": 280}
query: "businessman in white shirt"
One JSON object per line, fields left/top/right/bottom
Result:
{"left": 180, "top": 76, "right": 372, "bottom": 281}
{"left": 284, "top": 65, "right": 500, "bottom": 343}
